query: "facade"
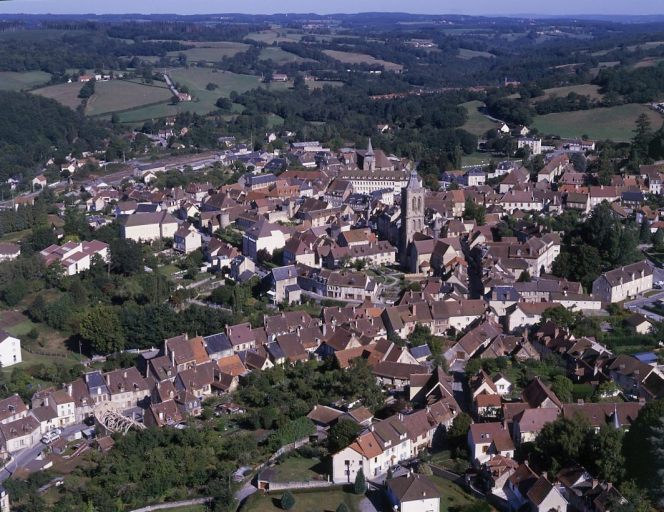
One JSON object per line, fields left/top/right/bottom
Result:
{"left": 173, "top": 224, "right": 202, "bottom": 254}
{"left": 591, "top": 261, "right": 653, "bottom": 303}
{"left": 119, "top": 212, "right": 179, "bottom": 242}
{"left": 387, "top": 474, "right": 441, "bottom": 512}
{"left": 40, "top": 240, "right": 109, "bottom": 276}
{"left": 0, "top": 332, "right": 21, "bottom": 368}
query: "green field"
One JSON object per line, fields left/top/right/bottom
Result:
{"left": 0, "top": 71, "right": 52, "bottom": 91}
{"left": 85, "top": 80, "right": 172, "bottom": 116}
{"left": 460, "top": 100, "right": 500, "bottom": 137}
{"left": 241, "top": 488, "right": 362, "bottom": 512}
{"left": 429, "top": 476, "right": 477, "bottom": 512}
{"left": 259, "top": 47, "right": 313, "bottom": 64}
{"left": 323, "top": 49, "right": 403, "bottom": 72}
{"left": 535, "top": 84, "right": 603, "bottom": 102}
{"left": 168, "top": 41, "right": 250, "bottom": 62}
{"left": 458, "top": 48, "right": 495, "bottom": 59}
{"left": 245, "top": 30, "right": 303, "bottom": 44}
{"left": 533, "top": 103, "right": 663, "bottom": 141}
{"left": 32, "top": 82, "right": 83, "bottom": 110}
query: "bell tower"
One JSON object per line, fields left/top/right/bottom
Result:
{"left": 400, "top": 170, "right": 425, "bottom": 267}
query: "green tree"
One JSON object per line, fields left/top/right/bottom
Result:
{"left": 649, "top": 417, "right": 664, "bottom": 506}
{"left": 80, "top": 305, "right": 125, "bottom": 354}
{"left": 640, "top": 218, "right": 652, "bottom": 244}
{"left": 623, "top": 399, "right": 664, "bottom": 497}
{"left": 448, "top": 412, "right": 472, "bottom": 450}
{"left": 110, "top": 239, "right": 144, "bottom": 275}
{"left": 551, "top": 375, "right": 573, "bottom": 403}
{"left": 585, "top": 425, "right": 625, "bottom": 484}
{"left": 633, "top": 113, "right": 653, "bottom": 163}
{"left": 354, "top": 468, "right": 367, "bottom": 495}
{"left": 532, "top": 416, "right": 589, "bottom": 473}
{"left": 336, "top": 504, "right": 350, "bottom": 512}
{"left": 328, "top": 419, "right": 361, "bottom": 453}
{"left": 280, "top": 491, "right": 295, "bottom": 510}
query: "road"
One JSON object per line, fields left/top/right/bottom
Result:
{"left": 0, "top": 423, "right": 87, "bottom": 483}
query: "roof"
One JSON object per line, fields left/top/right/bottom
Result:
{"left": 527, "top": 476, "right": 556, "bottom": 506}
{"left": 387, "top": 474, "right": 440, "bottom": 503}
{"left": 522, "top": 377, "right": 562, "bottom": 409}
{"left": 307, "top": 405, "right": 344, "bottom": 426}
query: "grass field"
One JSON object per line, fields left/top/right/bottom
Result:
{"left": 245, "top": 30, "right": 303, "bottom": 44}
{"left": 323, "top": 49, "right": 403, "bottom": 72}
{"left": 429, "top": 476, "right": 477, "bottom": 512}
{"left": 168, "top": 41, "right": 250, "bottom": 62}
{"left": 457, "top": 48, "right": 495, "bottom": 59}
{"left": 116, "top": 68, "right": 286, "bottom": 122}
{"left": 633, "top": 57, "right": 664, "bottom": 69}
{"left": 85, "top": 80, "right": 172, "bottom": 116}
{"left": 0, "top": 71, "right": 51, "bottom": 91}
{"left": 259, "top": 47, "right": 314, "bottom": 64}
{"left": 533, "top": 103, "right": 663, "bottom": 141}
{"left": 32, "top": 82, "right": 83, "bottom": 110}
{"left": 534, "top": 84, "right": 603, "bottom": 102}
{"left": 241, "top": 488, "right": 362, "bottom": 512}
{"left": 270, "top": 456, "right": 325, "bottom": 482}
{"left": 460, "top": 100, "right": 500, "bottom": 137}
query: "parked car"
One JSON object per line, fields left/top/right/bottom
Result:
{"left": 41, "top": 431, "right": 61, "bottom": 445}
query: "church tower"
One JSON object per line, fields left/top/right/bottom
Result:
{"left": 400, "top": 170, "right": 425, "bottom": 267}
{"left": 363, "top": 138, "right": 376, "bottom": 171}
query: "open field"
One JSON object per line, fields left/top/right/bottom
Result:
{"left": 0, "top": 71, "right": 51, "bottom": 91}
{"left": 168, "top": 41, "right": 250, "bottom": 62}
{"left": 429, "top": 476, "right": 477, "bottom": 512}
{"left": 245, "top": 29, "right": 303, "bottom": 44}
{"left": 323, "top": 49, "right": 403, "bottom": 72}
{"left": 458, "top": 48, "right": 495, "bottom": 59}
{"left": 32, "top": 82, "right": 83, "bottom": 110}
{"left": 85, "top": 80, "right": 172, "bottom": 116}
{"left": 633, "top": 57, "right": 664, "bottom": 69}
{"left": 269, "top": 456, "right": 326, "bottom": 482}
{"left": 460, "top": 100, "right": 500, "bottom": 137}
{"left": 533, "top": 104, "right": 663, "bottom": 141}
{"left": 534, "top": 84, "right": 603, "bottom": 102}
{"left": 259, "top": 47, "right": 314, "bottom": 64}
{"left": 241, "top": 488, "right": 362, "bottom": 512}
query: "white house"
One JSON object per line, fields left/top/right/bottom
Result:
{"left": 0, "top": 332, "right": 21, "bottom": 368}
{"left": 119, "top": 212, "right": 179, "bottom": 242}
{"left": 242, "top": 218, "right": 287, "bottom": 260}
{"left": 173, "top": 224, "right": 202, "bottom": 254}
{"left": 467, "top": 422, "right": 515, "bottom": 465}
{"left": 40, "top": 240, "right": 109, "bottom": 276}
{"left": 387, "top": 474, "right": 441, "bottom": 512}
{"left": 592, "top": 260, "right": 653, "bottom": 303}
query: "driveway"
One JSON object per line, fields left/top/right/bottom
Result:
{"left": 624, "top": 290, "right": 664, "bottom": 321}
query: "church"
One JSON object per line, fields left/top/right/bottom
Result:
{"left": 356, "top": 139, "right": 397, "bottom": 172}
{"left": 399, "top": 170, "right": 426, "bottom": 270}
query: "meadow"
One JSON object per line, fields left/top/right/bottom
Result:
{"left": 322, "top": 49, "right": 403, "bottom": 72}
{"left": 457, "top": 48, "right": 495, "bottom": 59}
{"left": 532, "top": 103, "right": 663, "bottom": 141}
{"left": 534, "top": 84, "right": 603, "bottom": 102}
{"left": 85, "top": 80, "right": 172, "bottom": 116}
{"left": 167, "top": 41, "right": 250, "bottom": 62}
{"left": 459, "top": 100, "right": 500, "bottom": 137}
{"left": 245, "top": 29, "right": 303, "bottom": 44}
{"left": 32, "top": 82, "right": 83, "bottom": 110}
{"left": 259, "top": 47, "right": 314, "bottom": 64}
{"left": 0, "top": 71, "right": 51, "bottom": 91}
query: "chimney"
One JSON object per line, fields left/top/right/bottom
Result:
{"left": 171, "top": 350, "right": 175, "bottom": 367}
{"left": 123, "top": 371, "right": 127, "bottom": 379}
{"left": 105, "top": 374, "right": 110, "bottom": 386}
{"left": 67, "top": 383, "right": 73, "bottom": 396}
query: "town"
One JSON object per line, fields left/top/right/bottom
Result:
{"left": 0, "top": 7, "right": 662, "bottom": 512}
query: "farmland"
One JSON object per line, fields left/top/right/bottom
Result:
{"left": 31, "top": 81, "right": 83, "bottom": 110}
{"left": 0, "top": 71, "right": 51, "bottom": 91}
{"left": 323, "top": 49, "right": 403, "bottom": 72}
{"left": 534, "top": 84, "right": 603, "bottom": 102}
{"left": 259, "top": 47, "right": 314, "bottom": 64}
{"left": 458, "top": 48, "right": 495, "bottom": 59}
{"left": 532, "top": 103, "right": 663, "bottom": 141}
{"left": 167, "top": 41, "right": 250, "bottom": 62}
{"left": 245, "top": 29, "right": 303, "bottom": 44}
{"left": 85, "top": 80, "right": 172, "bottom": 116}
{"left": 459, "top": 100, "right": 500, "bottom": 137}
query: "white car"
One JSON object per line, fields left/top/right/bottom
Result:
{"left": 41, "top": 431, "right": 61, "bottom": 445}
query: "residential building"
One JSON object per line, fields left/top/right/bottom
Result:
{"left": 0, "top": 332, "right": 21, "bottom": 368}
{"left": 591, "top": 260, "right": 653, "bottom": 303}
{"left": 40, "top": 240, "right": 109, "bottom": 276}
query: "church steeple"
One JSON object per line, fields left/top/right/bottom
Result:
{"left": 362, "top": 138, "right": 376, "bottom": 171}
{"left": 366, "top": 138, "right": 374, "bottom": 156}
{"left": 400, "top": 170, "right": 425, "bottom": 270}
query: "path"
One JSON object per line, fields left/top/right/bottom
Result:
{"left": 129, "top": 497, "right": 212, "bottom": 512}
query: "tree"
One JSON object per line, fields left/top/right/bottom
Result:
{"left": 80, "top": 305, "right": 125, "bottom": 354}
{"left": 110, "top": 239, "right": 144, "bottom": 275}
{"left": 623, "top": 399, "right": 664, "bottom": 494}
{"left": 448, "top": 412, "right": 472, "bottom": 450}
{"left": 354, "top": 468, "right": 367, "bottom": 495}
{"left": 551, "top": 375, "right": 573, "bottom": 403}
{"left": 633, "top": 113, "right": 653, "bottom": 163}
{"left": 328, "top": 419, "right": 361, "bottom": 453}
{"left": 532, "top": 416, "right": 589, "bottom": 473}
{"left": 280, "top": 491, "right": 295, "bottom": 510}
{"left": 336, "top": 504, "right": 350, "bottom": 512}
{"left": 650, "top": 417, "right": 664, "bottom": 506}
{"left": 517, "top": 270, "right": 531, "bottom": 282}
{"left": 654, "top": 229, "right": 664, "bottom": 252}
{"left": 640, "top": 218, "right": 652, "bottom": 244}
{"left": 584, "top": 425, "right": 625, "bottom": 484}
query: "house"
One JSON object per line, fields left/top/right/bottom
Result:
{"left": 591, "top": 260, "right": 653, "bottom": 303}
{"left": 0, "top": 395, "right": 28, "bottom": 425}
{"left": 242, "top": 218, "right": 287, "bottom": 260}
{"left": 518, "top": 137, "right": 542, "bottom": 156}
{"left": 386, "top": 473, "right": 441, "bottom": 512}
{"left": 468, "top": 422, "right": 515, "bottom": 465}
{"left": 268, "top": 265, "right": 301, "bottom": 305}
{"left": 0, "top": 332, "right": 21, "bottom": 368}
{"left": 625, "top": 313, "right": 653, "bottom": 334}
{"left": 119, "top": 212, "right": 179, "bottom": 242}
{"left": 145, "top": 399, "right": 184, "bottom": 428}
{"left": 0, "top": 415, "right": 41, "bottom": 453}
{"left": 0, "top": 243, "right": 20, "bottom": 262}
{"left": 40, "top": 240, "right": 109, "bottom": 276}
{"left": 173, "top": 224, "right": 202, "bottom": 254}
{"left": 104, "top": 367, "right": 150, "bottom": 410}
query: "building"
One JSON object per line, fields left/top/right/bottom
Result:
{"left": 400, "top": 170, "right": 425, "bottom": 267}
{"left": 242, "top": 218, "right": 287, "bottom": 260}
{"left": 0, "top": 332, "right": 21, "bottom": 368}
{"left": 591, "top": 260, "right": 653, "bottom": 303}
{"left": 386, "top": 473, "right": 441, "bottom": 512}
{"left": 173, "top": 224, "right": 202, "bottom": 254}
{"left": 119, "top": 212, "right": 179, "bottom": 242}
{"left": 0, "top": 243, "right": 20, "bottom": 262}
{"left": 518, "top": 137, "right": 542, "bottom": 156}
{"left": 40, "top": 240, "right": 109, "bottom": 276}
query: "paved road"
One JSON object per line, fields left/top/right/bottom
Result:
{"left": 624, "top": 289, "right": 664, "bottom": 321}
{"left": 0, "top": 423, "right": 87, "bottom": 483}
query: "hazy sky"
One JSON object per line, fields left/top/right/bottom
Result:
{"left": 0, "top": 0, "right": 662, "bottom": 16}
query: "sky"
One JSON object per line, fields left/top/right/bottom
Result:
{"left": 0, "top": 0, "right": 662, "bottom": 16}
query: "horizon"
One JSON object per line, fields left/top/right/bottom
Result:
{"left": 0, "top": 0, "right": 662, "bottom": 16}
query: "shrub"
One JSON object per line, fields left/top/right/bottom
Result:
{"left": 280, "top": 491, "right": 295, "bottom": 510}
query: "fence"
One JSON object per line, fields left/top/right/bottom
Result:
{"left": 264, "top": 480, "right": 335, "bottom": 492}
{"left": 129, "top": 497, "right": 212, "bottom": 512}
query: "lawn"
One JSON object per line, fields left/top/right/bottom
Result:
{"left": 429, "top": 476, "right": 478, "bottom": 512}
{"left": 323, "top": 50, "right": 403, "bottom": 72}
{"left": 270, "top": 456, "right": 326, "bottom": 482}
{"left": 31, "top": 82, "right": 83, "bottom": 110}
{"left": 457, "top": 48, "right": 495, "bottom": 59}
{"left": 167, "top": 41, "right": 250, "bottom": 62}
{"left": 0, "top": 71, "right": 51, "bottom": 91}
{"left": 241, "top": 488, "right": 362, "bottom": 512}
{"left": 459, "top": 100, "right": 500, "bottom": 137}
{"left": 534, "top": 84, "right": 603, "bottom": 102}
{"left": 85, "top": 80, "right": 172, "bottom": 116}
{"left": 259, "top": 47, "right": 314, "bottom": 64}
{"left": 532, "top": 104, "right": 663, "bottom": 141}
